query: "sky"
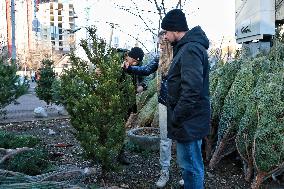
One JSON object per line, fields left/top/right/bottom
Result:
{"left": 72, "top": 0, "right": 235, "bottom": 55}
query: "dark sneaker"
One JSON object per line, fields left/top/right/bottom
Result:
{"left": 118, "top": 153, "right": 131, "bottom": 165}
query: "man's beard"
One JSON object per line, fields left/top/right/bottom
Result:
{"left": 170, "top": 41, "right": 177, "bottom": 47}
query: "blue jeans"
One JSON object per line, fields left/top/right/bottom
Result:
{"left": 177, "top": 140, "right": 204, "bottom": 189}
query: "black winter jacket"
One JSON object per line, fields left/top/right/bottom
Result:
{"left": 167, "top": 26, "right": 210, "bottom": 142}
{"left": 123, "top": 63, "right": 146, "bottom": 91}
{"left": 126, "top": 56, "right": 169, "bottom": 106}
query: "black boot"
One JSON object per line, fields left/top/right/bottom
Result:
{"left": 118, "top": 147, "right": 131, "bottom": 165}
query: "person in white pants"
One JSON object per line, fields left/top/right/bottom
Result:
{"left": 122, "top": 31, "right": 183, "bottom": 188}
{"left": 157, "top": 103, "right": 172, "bottom": 187}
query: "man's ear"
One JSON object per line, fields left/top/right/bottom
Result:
{"left": 132, "top": 60, "right": 139, "bottom": 66}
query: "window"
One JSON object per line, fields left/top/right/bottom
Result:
{"left": 50, "top": 15, "right": 54, "bottom": 22}
{"left": 69, "top": 23, "right": 75, "bottom": 29}
{"left": 58, "top": 3, "right": 63, "bottom": 10}
{"left": 69, "top": 17, "right": 74, "bottom": 23}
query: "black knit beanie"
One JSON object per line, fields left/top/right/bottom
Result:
{"left": 161, "top": 9, "right": 189, "bottom": 32}
{"left": 128, "top": 47, "right": 144, "bottom": 61}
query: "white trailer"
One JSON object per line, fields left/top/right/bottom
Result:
{"left": 276, "top": 0, "right": 284, "bottom": 23}
{"left": 235, "top": 0, "right": 276, "bottom": 43}
{"left": 235, "top": 0, "right": 284, "bottom": 57}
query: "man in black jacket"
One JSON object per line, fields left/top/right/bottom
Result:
{"left": 161, "top": 9, "right": 210, "bottom": 189}
{"left": 119, "top": 47, "right": 145, "bottom": 165}
{"left": 122, "top": 47, "right": 147, "bottom": 93}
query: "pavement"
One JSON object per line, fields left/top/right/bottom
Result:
{"left": 0, "top": 81, "right": 68, "bottom": 123}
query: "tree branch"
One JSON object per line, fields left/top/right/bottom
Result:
{"left": 114, "top": 3, "right": 156, "bottom": 36}
{"left": 115, "top": 27, "right": 151, "bottom": 53}
{"left": 176, "top": 0, "right": 182, "bottom": 9}
{"left": 130, "top": 0, "right": 157, "bottom": 36}
{"left": 153, "top": 0, "right": 162, "bottom": 20}
{"left": 182, "top": 0, "right": 189, "bottom": 8}
{"left": 161, "top": 0, "right": 166, "bottom": 15}
{"left": 0, "top": 147, "right": 33, "bottom": 164}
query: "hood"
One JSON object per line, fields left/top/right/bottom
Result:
{"left": 173, "top": 26, "right": 209, "bottom": 53}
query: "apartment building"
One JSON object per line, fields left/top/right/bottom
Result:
{"left": 14, "top": 0, "right": 31, "bottom": 58}
{"left": 37, "top": 0, "right": 76, "bottom": 52}
{"left": 0, "top": 1, "right": 8, "bottom": 55}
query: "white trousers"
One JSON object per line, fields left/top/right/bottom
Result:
{"left": 159, "top": 103, "right": 172, "bottom": 170}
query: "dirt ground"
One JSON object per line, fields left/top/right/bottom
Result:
{"left": 0, "top": 119, "right": 283, "bottom": 189}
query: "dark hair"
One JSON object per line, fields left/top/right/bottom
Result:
{"left": 158, "top": 30, "right": 166, "bottom": 37}
{"left": 128, "top": 47, "right": 144, "bottom": 61}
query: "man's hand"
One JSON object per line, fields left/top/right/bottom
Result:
{"left": 121, "top": 61, "right": 130, "bottom": 69}
{"left": 136, "top": 85, "right": 144, "bottom": 93}
{"left": 95, "top": 68, "right": 102, "bottom": 76}
{"left": 124, "top": 61, "right": 130, "bottom": 69}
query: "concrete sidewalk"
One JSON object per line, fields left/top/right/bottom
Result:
{"left": 0, "top": 82, "right": 68, "bottom": 123}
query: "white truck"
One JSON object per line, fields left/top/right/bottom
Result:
{"left": 235, "top": 0, "right": 284, "bottom": 43}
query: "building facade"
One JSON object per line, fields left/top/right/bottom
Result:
{"left": 0, "top": 1, "right": 8, "bottom": 55}
{"left": 37, "top": 0, "right": 76, "bottom": 53}
{"left": 14, "top": 0, "right": 33, "bottom": 61}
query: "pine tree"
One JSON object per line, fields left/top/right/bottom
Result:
{"left": 59, "top": 27, "right": 135, "bottom": 173}
{"left": 0, "top": 59, "right": 28, "bottom": 117}
{"left": 35, "top": 59, "right": 56, "bottom": 105}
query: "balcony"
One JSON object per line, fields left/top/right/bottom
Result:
{"left": 69, "top": 18, "right": 74, "bottom": 23}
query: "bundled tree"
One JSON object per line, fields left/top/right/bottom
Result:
{"left": 35, "top": 59, "right": 56, "bottom": 105}
{"left": 208, "top": 37, "right": 284, "bottom": 188}
{"left": 58, "top": 27, "right": 135, "bottom": 173}
{"left": 0, "top": 59, "right": 28, "bottom": 117}
{"left": 251, "top": 72, "right": 283, "bottom": 188}
{"left": 209, "top": 57, "right": 263, "bottom": 167}
{"left": 235, "top": 72, "right": 284, "bottom": 188}
{"left": 205, "top": 59, "right": 242, "bottom": 160}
